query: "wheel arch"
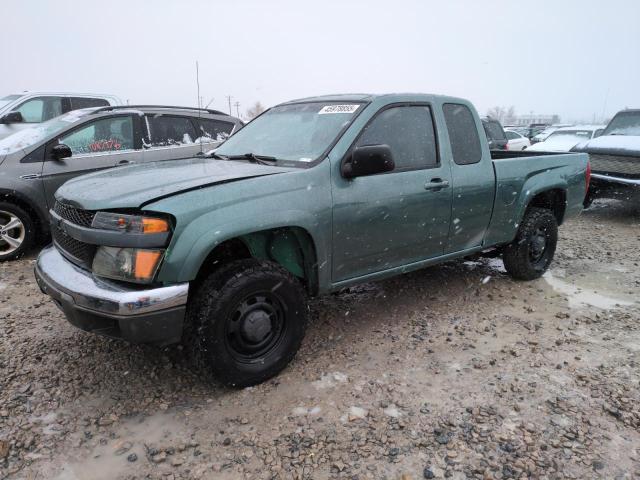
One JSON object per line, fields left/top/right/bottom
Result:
{"left": 526, "top": 188, "right": 567, "bottom": 225}
{"left": 193, "top": 226, "right": 320, "bottom": 296}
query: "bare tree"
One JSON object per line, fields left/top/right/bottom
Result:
{"left": 504, "top": 106, "right": 516, "bottom": 124}
{"left": 486, "top": 106, "right": 516, "bottom": 124}
{"left": 245, "top": 101, "right": 266, "bottom": 120}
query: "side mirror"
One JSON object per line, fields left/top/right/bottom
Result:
{"left": 341, "top": 144, "right": 395, "bottom": 179}
{"left": 0, "top": 111, "right": 24, "bottom": 124}
{"left": 51, "top": 144, "right": 72, "bottom": 161}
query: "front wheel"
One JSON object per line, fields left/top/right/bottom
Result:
{"left": 187, "top": 259, "right": 308, "bottom": 387}
{"left": 0, "top": 202, "right": 35, "bottom": 262}
{"left": 503, "top": 207, "right": 558, "bottom": 280}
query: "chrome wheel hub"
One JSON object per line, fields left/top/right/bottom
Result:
{"left": 0, "top": 211, "right": 25, "bottom": 255}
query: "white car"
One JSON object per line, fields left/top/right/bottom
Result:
{"left": 0, "top": 92, "right": 122, "bottom": 140}
{"left": 504, "top": 129, "right": 531, "bottom": 150}
{"left": 530, "top": 124, "right": 574, "bottom": 144}
{"left": 527, "top": 125, "right": 606, "bottom": 152}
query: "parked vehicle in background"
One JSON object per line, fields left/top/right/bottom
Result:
{"left": 481, "top": 117, "right": 508, "bottom": 150}
{"left": 34, "top": 93, "right": 589, "bottom": 387}
{"left": 504, "top": 129, "right": 530, "bottom": 150}
{"left": 505, "top": 124, "right": 548, "bottom": 141}
{"left": 572, "top": 109, "right": 640, "bottom": 205}
{"left": 0, "top": 92, "right": 122, "bottom": 140}
{"left": 530, "top": 124, "right": 573, "bottom": 144}
{"left": 0, "top": 105, "right": 242, "bottom": 260}
{"left": 527, "top": 125, "right": 605, "bottom": 152}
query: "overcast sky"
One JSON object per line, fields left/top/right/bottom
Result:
{"left": 3, "top": 0, "right": 639, "bottom": 122}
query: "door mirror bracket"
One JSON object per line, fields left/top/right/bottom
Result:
{"left": 341, "top": 144, "right": 395, "bottom": 179}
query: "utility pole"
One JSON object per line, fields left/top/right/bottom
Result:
{"left": 226, "top": 95, "right": 233, "bottom": 115}
{"left": 233, "top": 101, "right": 241, "bottom": 118}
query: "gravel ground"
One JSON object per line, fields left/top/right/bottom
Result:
{"left": 1, "top": 198, "right": 639, "bottom": 480}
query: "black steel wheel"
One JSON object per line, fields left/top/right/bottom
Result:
{"left": 187, "top": 259, "right": 307, "bottom": 387}
{"left": 503, "top": 207, "right": 558, "bottom": 280}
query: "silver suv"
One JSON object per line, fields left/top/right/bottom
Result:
{"left": 0, "top": 92, "right": 122, "bottom": 140}
{"left": 0, "top": 105, "right": 243, "bottom": 260}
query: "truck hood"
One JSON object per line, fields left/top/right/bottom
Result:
{"left": 573, "top": 135, "right": 640, "bottom": 156}
{"left": 55, "top": 157, "right": 296, "bottom": 210}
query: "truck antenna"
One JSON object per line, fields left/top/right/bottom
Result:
{"left": 196, "top": 61, "right": 203, "bottom": 155}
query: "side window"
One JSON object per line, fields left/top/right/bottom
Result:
{"left": 70, "top": 97, "right": 110, "bottom": 109}
{"left": 443, "top": 104, "right": 482, "bottom": 165}
{"left": 594, "top": 129, "right": 604, "bottom": 138}
{"left": 194, "top": 118, "right": 235, "bottom": 142}
{"left": 505, "top": 131, "right": 518, "bottom": 140}
{"left": 16, "top": 96, "right": 63, "bottom": 123}
{"left": 356, "top": 105, "right": 438, "bottom": 170}
{"left": 147, "top": 115, "right": 198, "bottom": 146}
{"left": 58, "top": 116, "right": 134, "bottom": 155}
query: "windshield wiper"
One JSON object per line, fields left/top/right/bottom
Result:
{"left": 226, "top": 153, "right": 278, "bottom": 165}
{"left": 203, "top": 151, "right": 229, "bottom": 159}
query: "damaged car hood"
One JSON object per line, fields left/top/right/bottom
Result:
{"left": 55, "top": 157, "right": 296, "bottom": 210}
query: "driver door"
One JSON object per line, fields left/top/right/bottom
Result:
{"left": 41, "top": 115, "right": 142, "bottom": 208}
{"left": 331, "top": 104, "right": 453, "bottom": 282}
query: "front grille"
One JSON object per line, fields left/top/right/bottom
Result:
{"left": 52, "top": 226, "right": 96, "bottom": 269}
{"left": 53, "top": 201, "right": 96, "bottom": 228}
{"left": 589, "top": 154, "right": 640, "bottom": 177}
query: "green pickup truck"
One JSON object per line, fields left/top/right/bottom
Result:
{"left": 35, "top": 94, "right": 590, "bottom": 386}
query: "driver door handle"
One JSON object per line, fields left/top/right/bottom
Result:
{"left": 117, "top": 159, "right": 135, "bottom": 166}
{"left": 424, "top": 178, "right": 450, "bottom": 191}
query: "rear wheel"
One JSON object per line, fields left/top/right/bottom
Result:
{"left": 503, "top": 207, "right": 558, "bottom": 280}
{"left": 0, "top": 202, "right": 35, "bottom": 262}
{"left": 187, "top": 259, "right": 308, "bottom": 387}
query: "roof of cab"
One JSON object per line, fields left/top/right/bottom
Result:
{"left": 279, "top": 93, "right": 470, "bottom": 105}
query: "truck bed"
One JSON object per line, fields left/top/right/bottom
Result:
{"left": 484, "top": 150, "right": 589, "bottom": 247}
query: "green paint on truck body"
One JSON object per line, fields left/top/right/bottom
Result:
{"left": 56, "top": 93, "right": 589, "bottom": 295}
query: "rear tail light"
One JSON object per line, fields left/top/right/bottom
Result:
{"left": 504, "top": 142, "right": 509, "bottom": 151}
{"left": 585, "top": 160, "right": 591, "bottom": 192}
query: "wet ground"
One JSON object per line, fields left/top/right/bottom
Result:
{"left": 1, "top": 198, "right": 639, "bottom": 479}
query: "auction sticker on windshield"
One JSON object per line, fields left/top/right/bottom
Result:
{"left": 319, "top": 104, "right": 360, "bottom": 114}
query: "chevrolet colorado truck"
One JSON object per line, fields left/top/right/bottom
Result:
{"left": 35, "top": 94, "right": 589, "bottom": 387}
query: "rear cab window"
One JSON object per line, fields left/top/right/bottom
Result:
{"left": 443, "top": 103, "right": 482, "bottom": 165}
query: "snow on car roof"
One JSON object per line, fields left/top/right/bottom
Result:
{"left": 555, "top": 125, "right": 605, "bottom": 132}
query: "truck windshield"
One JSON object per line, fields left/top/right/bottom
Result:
{"left": 0, "top": 94, "right": 21, "bottom": 110}
{"left": 0, "top": 109, "right": 93, "bottom": 155}
{"left": 215, "top": 102, "right": 363, "bottom": 164}
{"left": 604, "top": 111, "right": 640, "bottom": 136}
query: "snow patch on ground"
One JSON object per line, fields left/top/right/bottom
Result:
{"left": 543, "top": 271, "right": 634, "bottom": 310}
{"left": 312, "top": 372, "right": 348, "bottom": 389}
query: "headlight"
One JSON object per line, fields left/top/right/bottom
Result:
{"left": 91, "top": 212, "right": 170, "bottom": 234}
{"left": 92, "top": 246, "right": 164, "bottom": 283}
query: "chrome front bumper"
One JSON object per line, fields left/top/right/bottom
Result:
{"left": 35, "top": 246, "right": 189, "bottom": 345}
{"left": 592, "top": 173, "right": 640, "bottom": 187}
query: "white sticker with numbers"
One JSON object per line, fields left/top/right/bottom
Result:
{"left": 318, "top": 104, "right": 360, "bottom": 114}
